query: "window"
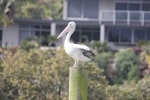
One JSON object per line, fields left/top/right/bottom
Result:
{"left": 146, "top": 30, "right": 150, "bottom": 40}
{"left": 31, "top": 25, "right": 40, "bottom": 29}
{"left": 71, "top": 27, "right": 100, "bottom": 42}
{"left": 108, "top": 28, "right": 120, "bottom": 42}
{"left": 68, "top": 0, "right": 82, "bottom": 17}
{"left": 134, "top": 29, "right": 145, "bottom": 43}
{"left": 67, "top": 0, "right": 98, "bottom": 18}
{"left": 71, "top": 28, "right": 80, "bottom": 43}
{"left": 129, "top": 3, "right": 140, "bottom": 11}
{"left": 144, "top": 12, "right": 150, "bottom": 21}
{"left": 107, "top": 27, "right": 149, "bottom": 44}
{"left": 81, "top": 28, "right": 92, "bottom": 42}
{"left": 116, "top": 2, "right": 150, "bottom": 12}
{"left": 19, "top": 24, "right": 50, "bottom": 43}
{"left": 130, "top": 12, "right": 141, "bottom": 21}
{"left": 116, "top": 12, "right": 127, "bottom": 20}
{"left": 142, "top": 3, "right": 150, "bottom": 11}
{"left": 31, "top": 31, "right": 40, "bottom": 37}
{"left": 84, "top": 0, "right": 99, "bottom": 18}
{"left": 19, "top": 30, "right": 29, "bottom": 42}
{"left": 116, "top": 2, "right": 141, "bottom": 11}
{"left": 116, "top": 3, "right": 127, "bottom": 10}
{"left": 93, "top": 29, "right": 100, "bottom": 41}
{"left": 120, "top": 29, "right": 132, "bottom": 43}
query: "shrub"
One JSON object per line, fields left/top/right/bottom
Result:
{"left": 114, "top": 48, "right": 139, "bottom": 84}
{"left": 94, "top": 52, "right": 113, "bottom": 84}
{"left": 1, "top": 48, "right": 107, "bottom": 100}
{"left": 106, "top": 76, "right": 150, "bottom": 100}
{"left": 19, "top": 37, "right": 39, "bottom": 51}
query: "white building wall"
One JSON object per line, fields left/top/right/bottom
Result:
{"left": 2, "top": 24, "right": 19, "bottom": 47}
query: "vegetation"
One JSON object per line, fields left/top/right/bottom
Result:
{"left": 19, "top": 37, "right": 39, "bottom": 51}
{"left": 113, "top": 48, "right": 139, "bottom": 84}
{"left": 1, "top": 0, "right": 150, "bottom": 99}
{"left": 106, "top": 77, "right": 150, "bottom": 100}
{"left": 0, "top": 45, "right": 149, "bottom": 100}
{"left": 0, "top": 41, "right": 149, "bottom": 99}
{"left": 0, "top": 48, "right": 107, "bottom": 100}
{"left": 0, "top": 0, "right": 63, "bottom": 27}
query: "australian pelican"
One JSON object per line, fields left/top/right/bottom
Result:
{"left": 57, "top": 22, "right": 95, "bottom": 67}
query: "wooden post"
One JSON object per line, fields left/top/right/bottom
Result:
{"left": 69, "top": 67, "right": 88, "bottom": 100}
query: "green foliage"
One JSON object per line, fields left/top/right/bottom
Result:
{"left": 0, "top": 46, "right": 150, "bottom": 99}
{"left": 138, "top": 76, "right": 150, "bottom": 99}
{"left": 95, "top": 52, "right": 111, "bottom": 69}
{"left": 94, "top": 52, "right": 114, "bottom": 84}
{"left": 1, "top": 48, "right": 107, "bottom": 100}
{"left": 114, "top": 48, "right": 139, "bottom": 84}
{"left": 0, "top": 0, "right": 63, "bottom": 26}
{"left": 1, "top": 40, "right": 150, "bottom": 99}
{"left": 19, "top": 37, "right": 39, "bottom": 51}
{"left": 106, "top": 76, "right": 150, "bottom": 100}
{"left": 137, "top": 40, "right": 150, "bottom": 47}
{"left": 127, "top": 65, "right": 139, "bottom": 81}
{"left": 89, "top": 41, "right": 109, "bottom": 53}
{"left": 0, "top": 76, "right": 8, "bottom": 100}
{"left": 106, "top": 82, "right": 140, "bottom": 100}
{"left": 0, "top": 49, "right": 8, "bottom": 99}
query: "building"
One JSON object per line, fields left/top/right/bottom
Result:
{"left": 62, "top": 0, "right": 150, "bottom": 46}
{"left": 1, "top": 0, "right": 150, "bottom": 47}
{"left": 1, "top": 18, "right": 51, "bottom": 47}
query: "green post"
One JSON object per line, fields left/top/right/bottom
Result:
{"left": 69, "top": 67, "right": 88, "bottom": 100}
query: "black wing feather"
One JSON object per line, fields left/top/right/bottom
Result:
{"left": 81, "top": 49, "right": 95, "bottom": 59}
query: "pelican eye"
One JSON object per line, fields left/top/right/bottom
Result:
{"left": 69, "top": 24, "right": 72, "bottom": 27}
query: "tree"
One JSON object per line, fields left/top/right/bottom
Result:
{"left": 0, "top": 0, "right": 14, "bottom": 27}
{"left": 0, "top": 0, "right": 63, "bottom": 27}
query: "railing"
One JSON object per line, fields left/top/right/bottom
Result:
{"left": 100, "top": 10, "right": 150, "bottom": 25}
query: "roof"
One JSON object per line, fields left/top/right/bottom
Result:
{"left": 13, "top": 18, "right": 100, "bottom": 26}
{"left": 13, "top": 18, "right": 51, "bottom": 24}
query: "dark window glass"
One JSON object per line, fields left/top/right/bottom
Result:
{"left": 116, "top": 3, "right": 127, "bottom": 10}
{"left": 42, "top": 25, "right": 50, "bottom": 30}
{"left": 144, "top": 12, "right": 150, "bottom": 21}
{"left": 116, "top": 12, "right": 127, "bottom": 20}
{"left": 130, "top": 12, "right": 140, "bottom": 21}
{"left": 146, "top": 30, "right": 150, "bottom": 40}
{"left": 142, "top": 3, "right": 150, "bottom": 11}
{"left": 129, "top": 3, "right": 140, "bottom": 11}
{"left": 40, "top": 31, "right": 50, "bottom": 46}
{"left": 84, "top": 0, "right": 99, "bottom": 18}
{"left": 71, "top": 28, "right": 80, "bottom": 43}
{"left": 108, "top": 28, "right": 120, "bottom": 42}
{"left": 68, "top": 0, "right": 82, "bottom": 17}
{"left": 81, "top": 29, "right": 92, "bottom": 42}
{"left": 134, "top": 29, "right": 145, "bottom": 43}
{"left": 31, "top": 31, "right": 41, "bottom": 37}
{"left": 93, "top": 30, "right": 100, "bottom": 41}
{"left": 19, "top": 30, "right": 29, "bottom": 42}
{"left": 41, "top": 31, "right": 50, "bottom": 37}
{"left": 120, "top": 29, "right": 132, "bottom": 43}
{"left": 31, "top": 25, "right": 40, "bottom": 29}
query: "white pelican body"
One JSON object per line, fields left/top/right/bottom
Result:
{"left": 57, "top": 22, "right": 94, "bottom": 67}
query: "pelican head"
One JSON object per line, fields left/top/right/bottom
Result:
{"left": 57, "top": 21, "right": 76, "bottom": 39}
